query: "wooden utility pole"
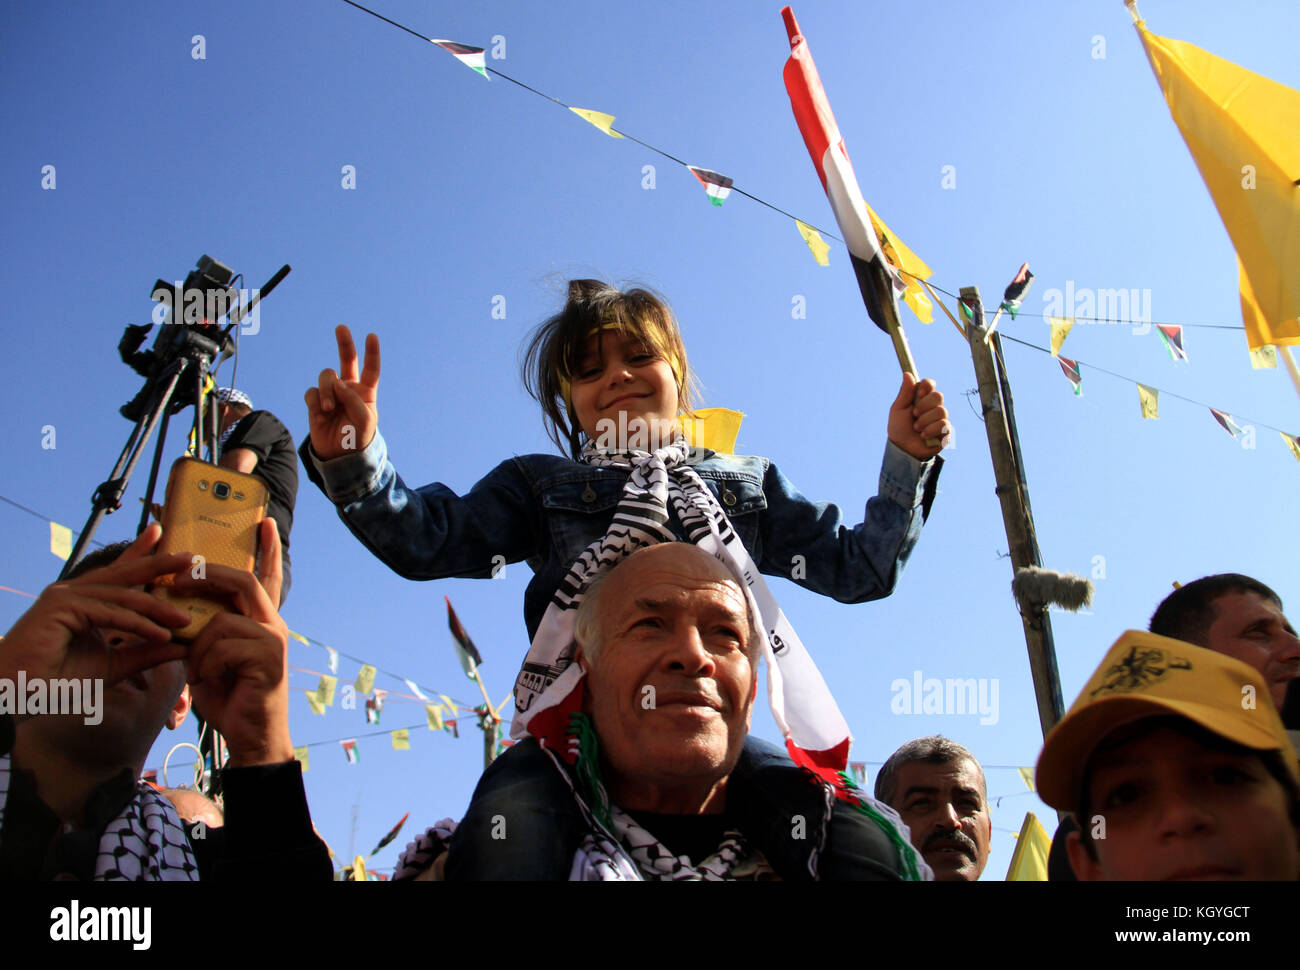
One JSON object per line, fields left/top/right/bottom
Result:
{"left": 962, "top": 286, "right": 1066, "bottom": 737}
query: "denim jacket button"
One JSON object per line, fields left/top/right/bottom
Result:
{"left": 581, "top": 486, "right": 597, "bottom": 504}
{"left": 721, "top": 486, "right": 737, "bottom": 507}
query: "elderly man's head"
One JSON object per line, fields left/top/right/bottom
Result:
{"left": 574, "top": 543, "right": 761, "bottom": 814}
{"left": 875, "top": 737, "right": 991, "bottom": 881}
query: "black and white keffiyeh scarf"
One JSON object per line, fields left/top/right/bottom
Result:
{"left": 512, "top": 434, "right": 851, "bottom": 771}
{"left": 0, "top": 753, "right": 199, "bottom": 881}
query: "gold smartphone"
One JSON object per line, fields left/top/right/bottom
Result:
{"left": 152, "top": 456, "right": 268, "bottom": 642}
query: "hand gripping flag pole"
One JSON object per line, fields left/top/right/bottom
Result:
{"left": 782, "top": 7, "right": 938, "bottom": 447}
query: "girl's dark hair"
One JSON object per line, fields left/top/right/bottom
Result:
{"left": 520, "top": 279, "right": 698, "bottom": 459}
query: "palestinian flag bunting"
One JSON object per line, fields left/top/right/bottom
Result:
{"left": 446, "top": 597, "right": 484, "bottom": 678}
{"left": 1001, "top": 263, "right": 1035, "bottom": 318}
{"left": 687, "top": 166, "right": 733, "bottom": 206}
{"left": 1058, "top": 355, "right": 1083, "bottom": 395}
{"left": 430, "top": 40, "right": 489, "bottom": 79}
{"left": 1157, "top": 324, "right": 1189, "bottom": 362}
{"left": 1209, "top": 408, "right": 1244, "bottom": 438}
{"left": 782, "top": 6, "right": 907, "bottom": 332}
{"left": 369, "top": 812, "right": 411, "bottom": 857}
{"left": 341, "top": 739, "right": 360, "bottom": 764}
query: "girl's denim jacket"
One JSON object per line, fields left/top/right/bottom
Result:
{"left": 300, "top": 432, "right": 941, "bottom": 641}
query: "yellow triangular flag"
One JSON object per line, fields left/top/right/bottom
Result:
{"left": 794, "top": 219, "right": 830, "bottom": 266}
{"left": 316, "top": 675, "right": 337, "bottom": 707}
{"left": 1005, "top": 812, "right": 1051, "bottom": 881}
{"left": 1133, "top": 19, "right": 1300, "bottom": 349}
{"left": 439, "top": 694, "right": 459, "bottom": 717}
{"left": 1250, "top": 343, "right": 1278, "bottom": 369}
{"left": 49, "top": 522, "right": 72, "bottom": 561}
{"left": 292, "top": 746, "right": 310, "bottom": 771}
{"left": 1017, "top": 767, "right": 1036, "bottom": 793}
{"left": 355, "top": 665, "right": 376, "bottom": 696}
{"left": 391, "top": 728, "right": 411, "bottom": 751}
{"left": 865, "top": 203, "right": 933, "bottom": 324}
{"left": 351, "top": 855, "right": 368, "bottom": 882}
{"left": 680, "top": 408, "right": 744, "bottom": 454}
{"left": 1281, "top": 432, "right": 1300, "bottom": 463}
{"left": 304, "top": 689, "right": 325, "bottom": 716}
{"left": 569, "top": 107, "right": 624, "bottom": 139}
{"left": 1138, "top": 383, "right": 1160, "bottom": 419}
{"left": 1048, "top": 317, "right": 1075, "bottom": 357}
{"left": 426, "top": 704, "right": 445, "bottom": 731}
{"left": 288, "top": 631, "right": 310, "bottom": 646}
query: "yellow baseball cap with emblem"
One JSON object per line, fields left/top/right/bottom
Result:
{"left": 1036, "top": 629, "right": 1299, "bottom": 811}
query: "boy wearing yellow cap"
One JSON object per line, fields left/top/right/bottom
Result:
{"left": 1037, "top": 630, "right": 1300, "bottom": 881}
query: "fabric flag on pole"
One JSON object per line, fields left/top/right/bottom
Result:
{"left": 404, "top": 678, "right": 429, "bottom": 701}
{"left": 1250, "top": 344, "right": 1278, "bottom": 369}
{"left": 686, "top": 166, "right": 733, "bottom": 206}
{"left": 1005, "top": 812, "right": 1051, "bottom": 881}
{"left": 354, "top": 664, "right": 377, "bottom": 696}
{"left": 425, "top": 704, "right": 444, "bottom": 731}
{"left": 370, "top": 813, "right": 411, "bottom": 857}
{"left": 445, "top": 597, "right": 483, "bottom": 679}
{"left": 1057, "top": 355, "right": 1083, "bottom": 396}
{"left": 1138, "top": 383, "right": 1160, "bottom": 419}
{"left": 315, "top": 675, "right": 337, "bottom": 707}
{"left": 1156, "top": 324, "right": 1189, "bottom": 362}
{"left": 390, "top": 729, "right": 410, "bottom": 751}
{"left": 326, "top": 647, "right": 339, "bottom": 674}
{"left": 341, "top": 739, "right": 360, "bottom": 764}
{"left": 782, "top": 6, "right": 912, "bottom": 333}
{"left": 569, "top": 107, "right": 623, "bottom": 139}
{"left": 430, "top": 40, "right": 489, "bottom": 80}
{"left": 1282, "top": 432, "right": 1300, "bottom": 463}
{"left": 1048, "top": 317, "right": 1075, "bottom": 357}
{"left": 1017, "top": 767, "right": 1036, "bottom": 793}
{"left": 1130, "top": 14, "right": 1300, "bottom": 350}
{"left": 304, "top": 689, "right": 325, "bottom": 716}
{"left": 1001, "top": 263, "right": 1035, "bottom": 318}
{"left": 1209, "top": 408, "right": 1245, "bottom": 439}
{"left": 292, "top": 746, "right": 309, "bottom": 772}
{"left": 49, "top": 522, "right": 72, "bottom": 561}
{"left": 795, "top": 219, "right": 831, "bottom": 266}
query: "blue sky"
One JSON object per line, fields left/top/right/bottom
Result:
{"left": 2, "top": 0, "right": 1297, "bottom": 877}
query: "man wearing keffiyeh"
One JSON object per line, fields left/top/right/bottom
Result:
{"left": 406, "top": 542, "right": 928, "bottom": 881}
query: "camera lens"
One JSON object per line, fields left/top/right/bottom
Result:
{"left": 213, "top": 482, "right": 231, "bottom": 499}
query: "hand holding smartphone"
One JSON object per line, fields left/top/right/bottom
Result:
{"left": 151, "top": 457, "right": 268, "bottom": 642}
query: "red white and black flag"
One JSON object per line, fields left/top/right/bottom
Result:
{"left": 782, "top": 6, "right": 905, "bottom": 332}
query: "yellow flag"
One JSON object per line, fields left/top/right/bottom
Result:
{"left": 569, "top": 107, "right": 623, "bottom": 139}
{"left": 288, "top": 631, "right": 310, "bottom": 646}
{"left": 1005, "top": 812, "right": 1051, "bottom": 881}
{"left": 439, "top": 694, "right": 459, "bottom": 717}
{"left": 292, "top": 746, "right": 310, "bottom": 771}
{"left": 1048, "top": 317, "right": 1075, "bottom": 357}
{"left": 49, "top": 522, "right": 72, "bottom": 560}
{"left": 426, "top": 704, "right": 445, "bottom": 731}
{"left": 391, "top": 728, "right": 411, "bottom": 751}
{"left": 864, "top": 203, "right": 933, "bottom": 324}
{"left": 1138, "top": 383, "right": 1160, "bottom": 419}
{"left": 355, "top": 665, "right": 377, "bottom": 696}
{"left": 681, "top": 408, "right": 744, "bottom": 454}
{"left": 1250, "top": 344, "right": 1278, "bottom": 369}
{"left": 1133, "top": 18, "right": 1300, "bottom": 349}
{"left": 1017, "top": 767, "right": 1036, "bottom": 793}
{"left": 316, "top": 675, "right": 337, "bottom": 707}
{"left": 305, "top": 690, "right": 325, "bottom": 716}
{"left": 351, "top": 856, "right": 368, "bottom": 882}
{"left": 1282, "top": 432, "right": 1300, "bottom": 463}
{"left": 794, "top": 219, "right": 830, "bottom": 266}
